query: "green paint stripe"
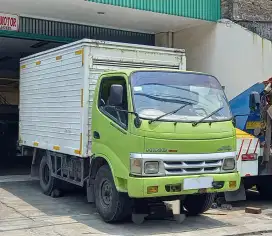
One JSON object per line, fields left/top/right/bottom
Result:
{"left": 88, "top": 0, "right": 221, "bottom": 21}
{"left": 0, "top": 30, "right": 74, "bottom": 43}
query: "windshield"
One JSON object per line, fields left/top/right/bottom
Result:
{"left": 130, "top": 71, "right": 232, "bottom": 122}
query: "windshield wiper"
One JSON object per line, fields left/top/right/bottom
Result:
{"left": 192, "top": 107, "right": 224, "bottom": 127}
{"left": 141, "top": 83, "right": 198, "bottom": 96}
{"left": 149, "top": 103, "right": 192, "bottom": 124}
{"left": 134, "top": 93, "right": 198, "bottom": 105}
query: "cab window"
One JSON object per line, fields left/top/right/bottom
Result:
{"left": 98, "top": 76, "right": 128, "bottom": 129}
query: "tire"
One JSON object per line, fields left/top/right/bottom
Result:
{"left": 39, "top": 155, "right": 59, "bottom": 196}
{"left": 183, "top": 193, "right": 216, "bottom": 216}
{"left": 94, "top": 165, "right": 131, "bottom": 223}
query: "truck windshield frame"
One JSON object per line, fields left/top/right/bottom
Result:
{"left": 130, "top": 71, "right": 232, "bottom": 123}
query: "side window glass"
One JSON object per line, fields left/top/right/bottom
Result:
{"left": 98, "top": 76, "right": 128, "bottom": 129}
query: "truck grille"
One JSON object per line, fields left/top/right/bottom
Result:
{"left": 163, "top": 159, "right": 223, "bottom": 176}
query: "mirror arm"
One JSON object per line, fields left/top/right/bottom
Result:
{"left": 110, "top": 106, "right": 142, "bottom": 128}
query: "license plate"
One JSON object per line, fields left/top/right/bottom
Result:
{"left": 183, "top": 177, "right": 213, "bottom": 190}
{"left": 246, "top": 121, "right": 261, "bottom": 129}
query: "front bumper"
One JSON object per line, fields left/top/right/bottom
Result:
{"left": 127, "top": 172, "right": 240, "bottom": 198}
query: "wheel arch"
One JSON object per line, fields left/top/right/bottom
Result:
{"left": 89, "top": 154, "right": 128, "bottom": 192}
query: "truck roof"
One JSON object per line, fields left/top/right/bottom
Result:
{"left": 101, "top": 68, "right": 209, "bottom": 77}
{"left": 20, "top": 38, "right": 185, "bottom": 62}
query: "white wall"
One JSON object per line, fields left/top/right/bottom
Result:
{"left": 163, "top": 20, "right": 272, "bottom": 100}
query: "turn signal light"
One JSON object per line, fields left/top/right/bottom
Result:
{"left": 147, "top": 186, "right": 158, "bottom": 194}
{"left": 133, "top": 159, "right": 141, "bottom": 167}
{"left": 242, "top": 153, "right": 257, "bottom": 161}
{"left": 229, "top": 181, "right": 237, "bottom": 189}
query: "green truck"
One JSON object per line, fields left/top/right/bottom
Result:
{"left": 19, "top": 39, "right": 240, "bottom": 223}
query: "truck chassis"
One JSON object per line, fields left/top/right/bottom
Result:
{"left": 31, "top": 148, "right": 216, "bottom": 224}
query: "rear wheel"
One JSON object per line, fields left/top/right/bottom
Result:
{"left": 94, "top": 165, "right": 131, "bottom": 223}
{"left": 183, "top": 193, "right": 216, "bottom": 216}
{"left": 39, "top": 155, "right": 59, "bottom": 196}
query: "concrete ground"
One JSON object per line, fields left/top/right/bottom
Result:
{"left": 1, "top": 177, "right": 272, "bottom": 236}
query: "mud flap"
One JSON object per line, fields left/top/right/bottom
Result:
{"left": 132, "top": 214, "right": 148, "bottom": 224}
{"left": 31, "top": 164, "right": 39, "bottom": 177}
{"left": 224, "top": 182, "right": 246, "bottom": 202}
{"left": 31, "top": 148, "right": 39, "bottom": 177}
{"left": 87, "top": 178, "right": 95, "bottom": 203}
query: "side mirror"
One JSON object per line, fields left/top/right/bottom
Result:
{"left": 108, "top": 84, "right": 123, "bottom": 106}
{"left": 249, "top": 92, "right": 260, "bottom": 110}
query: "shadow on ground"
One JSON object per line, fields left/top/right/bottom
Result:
{"left": 0, "top": 181, "right": 233, "bottom": 235}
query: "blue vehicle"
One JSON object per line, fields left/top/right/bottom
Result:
{"left": 225, "top": 78, "right": 272, "bottom": 201}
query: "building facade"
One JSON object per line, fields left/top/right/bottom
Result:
{"left": 1, "top": 0, "right": 221, "bottom": 45}
{"left": 0, "top": 0, "right": 221, "bottom": 85}
{"left": 221, "top": 0, "right": 272, "bottom": 41}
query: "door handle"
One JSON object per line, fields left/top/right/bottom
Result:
{"left": 93, "top": 131, "right": 100, "bottom": 139}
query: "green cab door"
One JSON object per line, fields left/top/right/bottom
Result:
{"left": 91, "top": 73, "right": 132, "bottom": 187}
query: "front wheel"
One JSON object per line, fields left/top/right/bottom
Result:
{"left": 94, "top": 165, "right": 131, "bottom": 223}
{"left": 183, "top": 193, "right": 216, "bottom": 216}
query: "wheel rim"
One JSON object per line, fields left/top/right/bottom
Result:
{"left": 42, "top": 164, "right": 50, "bottom": 185}
{"left": 100, "top": 180, "right": 113, "bottom": 206}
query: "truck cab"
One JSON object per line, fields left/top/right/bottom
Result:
{"left": 91, "top": 69, "right": 240, "bottom": 220}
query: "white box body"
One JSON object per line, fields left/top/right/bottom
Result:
{"left": 19, "top": 39, "right": 186, "bottom": 157}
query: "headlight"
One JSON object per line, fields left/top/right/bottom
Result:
{"left": 144, "top": 161, "right": 159, "bottom": 174}
{"left": 223, "top": 158, "right": 235, "bottom": 170}
{"left": 130, "top": 158, "right": 142, "bottom": 175}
